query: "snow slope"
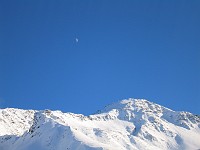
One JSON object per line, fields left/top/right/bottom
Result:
{"left": 0, "top": 98, "right": 200, "bottom": 150}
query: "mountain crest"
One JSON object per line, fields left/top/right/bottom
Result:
{"left": 0, "top": 98, "right": 200, "bottom": 150}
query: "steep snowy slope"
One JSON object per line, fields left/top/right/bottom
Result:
{"left": 0, "top": 99, "right": 200, "bottom": 150}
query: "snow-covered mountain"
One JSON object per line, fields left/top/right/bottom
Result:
{"left": 0, "top": 98, "right": 200, "bottom": 150}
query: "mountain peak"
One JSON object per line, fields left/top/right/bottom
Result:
{"left": 100, "top": 98, "right": 171, "bottom": 116}
{"left": 0, "top": 98, "right": 200, "bottom": 150}
{"left": 99, "top": 98, "right": 200, "bottom": 130}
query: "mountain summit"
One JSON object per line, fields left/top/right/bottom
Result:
{"left": 0, "top": 98, "right": 200, "bottom": 150}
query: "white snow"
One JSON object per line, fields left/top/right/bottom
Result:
{"left": 0, "top": 98, "right": 200, "bottom": 150}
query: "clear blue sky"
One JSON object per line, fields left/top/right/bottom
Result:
{"left": 0, "top": 0, "right": 199, "bottom": 115}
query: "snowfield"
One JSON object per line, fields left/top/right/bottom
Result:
{"left": 0, "top": 98, "right": 200, "bottom": 150}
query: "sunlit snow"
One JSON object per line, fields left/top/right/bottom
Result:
{"left": 0, "top": 99, "right": 200, "bottom": 150}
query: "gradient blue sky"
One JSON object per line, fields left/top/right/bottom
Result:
{"left": 0, "top": 0, "right": 200, "bottom": 115}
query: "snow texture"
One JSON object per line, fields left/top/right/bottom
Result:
{"left": 0, "top": 98, "right": 200, "bottom": 150}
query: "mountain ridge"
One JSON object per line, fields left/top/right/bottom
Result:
{"left": 0, "top": 98, "right": 200, "bottom": 150}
